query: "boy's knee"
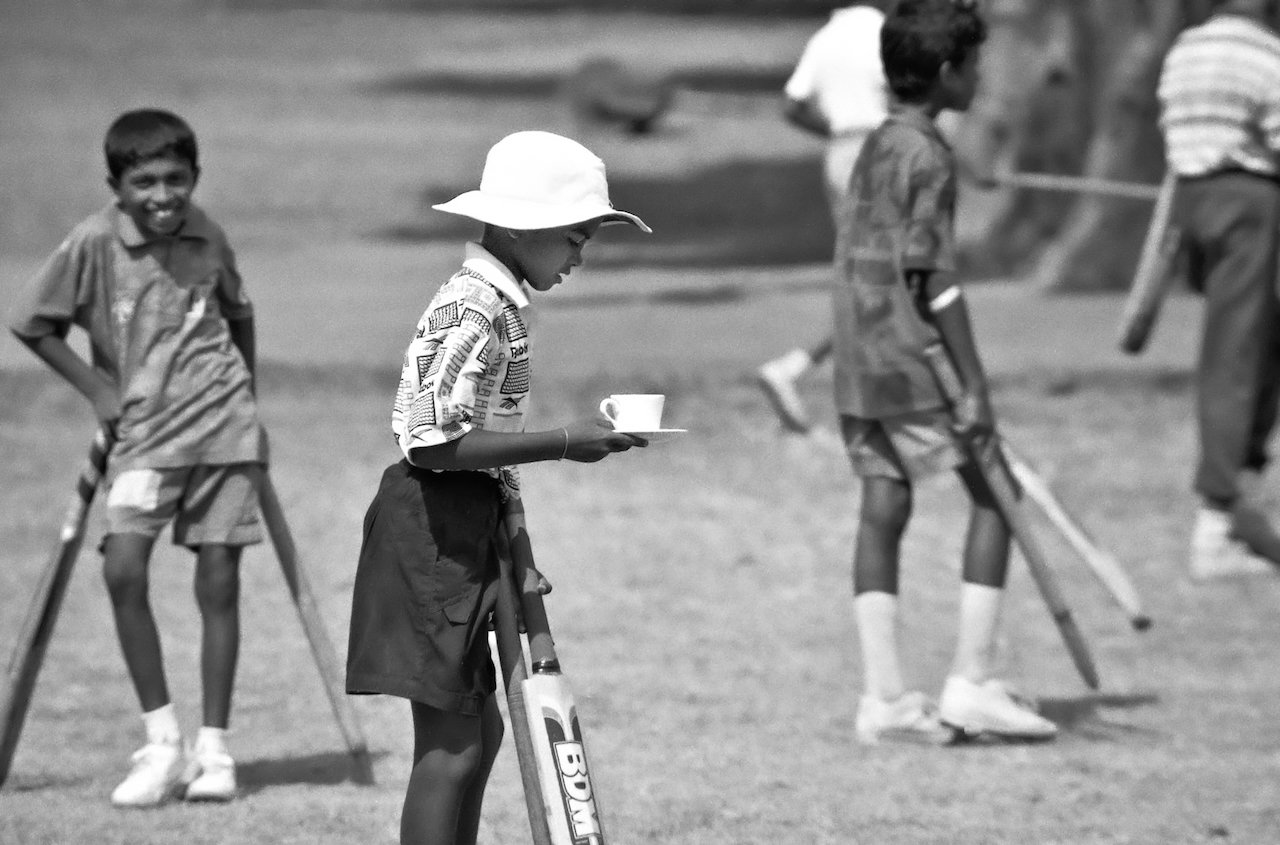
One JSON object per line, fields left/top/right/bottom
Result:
{"left": 195, "top": 548, "right": 241, "bottom": 609}
{"left": 101, "top": 535, "right": 152, "bottom": 599}
{"left": 859, "top": 477, "right": 912, "bottom": 533}
{"left": 420, "top": 742, "right": 485, "bottom": 787}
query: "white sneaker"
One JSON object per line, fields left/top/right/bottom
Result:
{"left": 110, "top": 740, "right": 187, "bottom": 807}
{"left": 757, "top": 352, "right": 811, "bottom": 433}
{"left": 185, "top": 748, "right": 237, "bottom": 802}
{"left": 855, "top": 691, "right": 956, "bottom": 745}
{"left": 1191, "top": 507, "right": 1275, "bottom": 580}
{"left": 939, "top": 676, "right": 1057, "bottom": 741}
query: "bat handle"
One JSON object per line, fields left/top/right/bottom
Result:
{"left": 503, "top": 516, "right": 561, "bottom": 671}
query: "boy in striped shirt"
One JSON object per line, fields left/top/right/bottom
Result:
{"left": 1157, "top": 0, "right": 1280, "bottom": 579}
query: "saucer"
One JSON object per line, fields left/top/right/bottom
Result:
{"left": 617, "top": 428, "right": 687, "bottom": 443}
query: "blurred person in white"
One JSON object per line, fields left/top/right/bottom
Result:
{"left": 757, "top": 1, "right": 892, "bottom": 433}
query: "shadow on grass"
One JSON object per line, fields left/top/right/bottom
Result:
{"left": 379, "top": 156, "right": 833, "bottom": 269}
{"left": 367, "top": 65, "right": 789, "bottom": 99}
{"left": 239, "top": 749, "right": 389, "bottom": 793}
{"left": 1038, "top": 691, "right": 1163, "bottom": 738}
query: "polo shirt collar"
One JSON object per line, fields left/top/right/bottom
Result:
{"left": 463, "top": 242, "right": 532, "bottom": 309}
{"left": 112, "top": 202, "right": 216, "bottom": 248}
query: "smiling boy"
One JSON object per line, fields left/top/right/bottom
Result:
{"left": 9, "top": 109, "right": 264, "bottom": 805}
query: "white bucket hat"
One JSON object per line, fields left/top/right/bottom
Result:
{"left": 432, "top": 130, "right": 651, "bottom": 233}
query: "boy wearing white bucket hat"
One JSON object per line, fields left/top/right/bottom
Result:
{"left": 345, "top": 130, "right": 649, "bottom": 845}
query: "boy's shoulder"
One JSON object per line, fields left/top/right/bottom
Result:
{"left": 875, "top": 112, "right": 950, "bottom": 158}
{"left": 426, "top": 266, "right": 507, "bottom": 322}
{"left": 58, "top": 204, "right": 119, "bottom": 248}
{"left": 861, "top": 112, "right": 954, "bottom": 187}
{"left": 180, "top": 202, "right": 230, "bottom": 245}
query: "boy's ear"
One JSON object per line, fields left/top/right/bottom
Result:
{"left": 191, "top": 165, "right": 201, "bottom": 187}
{"left": 106, "top": 174, "right": 120, "bottom": 192}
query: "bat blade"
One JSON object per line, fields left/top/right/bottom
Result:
{"left": 258, "top": 472, "right": 374, "bottom": 784}
{"left": 0, "top": 429, "right": 110, "bottom": 788}
{"left": 921, "top": 346, "right": 1101, "bottom": 690}
{"left": 523, "top": 673, "right": 605, "bottom": 845}
{"left": 1118, "top": 169, "right": 1180, "bottom": 355}
{"left": 1004, "top": 450, "right": 1152, "bottom": 631}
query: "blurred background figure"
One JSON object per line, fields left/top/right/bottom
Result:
{"left": 564, "top": 56, "right": 675, "bottom": 136}
{"left": 1157, "top": 0, "right": 1280, "bottom": 580}
{"left": 757, "top": 0, "right": 890, "bottom": 434}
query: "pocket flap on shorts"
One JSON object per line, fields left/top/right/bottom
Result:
{"left": 442, "top": 589, "right": 477, "bottom": 625}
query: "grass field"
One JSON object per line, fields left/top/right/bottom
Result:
{"left": 3, "top": 2, "right": 1280, "bottom": 844}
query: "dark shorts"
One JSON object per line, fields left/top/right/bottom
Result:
{"left": 345, "top": 461, "right": 502, "bottom": 716}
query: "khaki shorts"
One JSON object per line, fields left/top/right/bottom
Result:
{"left": 104, "top": 463, "right": 263, "bottom": 547}
{"left": 840, "top": 411, "right": 967, "bottom": 481}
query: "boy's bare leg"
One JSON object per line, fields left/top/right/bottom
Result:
{"left": 939, "top": 465, "right": 1055, "bottom": 739}
{"left": 102, "top": 533, "right": 170, "bottom": 712}
{"left": 194, "top": 544, "right": 242, "bottom": 729}
{"left": 852, "top": 475, "right": 911, "bottom": 701}
{"left": 455, "top": 696, "right": 504, "bottom": 845}
{"left": 952, "top": 464, "right": 1011, "bottom": 681}
{"left": 403, "top": 701, "right": 489, "bottom": 845}
{"left": 757, "top": 337, "right": 835, "bottom": 434}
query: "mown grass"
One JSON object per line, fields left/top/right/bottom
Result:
{"left": 3, "top": 356, "right": 1280, "bottom": 844}
{"left": 3, "top": 2, "right": 1280, "bottom": 843}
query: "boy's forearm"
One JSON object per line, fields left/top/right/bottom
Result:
{"left": 15, "top": 331, "right": 113, "bottom": 404}
{"left": 782, "top": 97, "right": 831, "bottom": 138}
{"left": 409, "top": 428, "right": 565, "bottom": 471}
{"left": 227, "top": 316, "right": 256, "bottom": 389}
{"left": 915, "top": 272, "right": 989, "bottom": 392}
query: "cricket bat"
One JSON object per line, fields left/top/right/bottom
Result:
{"left": 1118, "top": 169, "right": 1180, "bottom": 355}
{"left": 258, "top": 472, "right": 375, "bottom": 784}
{"left": 0, "top": 427, "right": 112, "bottom": 788}
{"left": 922, "top": 344, "right": 1101, "bottom": 690}
{"left": 1002, "top": 446, "right": 1152, "bottom": 632}
{"left": 493, "top": 517, "right": 607, "bottom": 845}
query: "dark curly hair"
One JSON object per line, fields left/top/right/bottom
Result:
{"left": 881, "top": 0, "right": 987, "bottom": 103}
{"left": 104, "top": 109, "right": 199, "bottom": 181}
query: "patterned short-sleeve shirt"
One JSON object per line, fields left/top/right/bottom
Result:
{"left": 392, "top": 242, "right": 532, "bottom": 501}
{"left": 832, "top": 107, "right": 957, "bottom": 419}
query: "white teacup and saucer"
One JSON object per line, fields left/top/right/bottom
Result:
{"left": 599, "top": 394, "right": 686, "bottom": 443}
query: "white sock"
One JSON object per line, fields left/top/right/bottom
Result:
{"left": 141, "top": 703, "right": 181, "bottom": 746}
{"left": 951, "top": 582, "right": 1003, "bottom": 683}
{"left": 195, "top": 726, "right": 229, "bottom": 757}
{"left": 854, "top": 591, "right": 904, "bottom": 701}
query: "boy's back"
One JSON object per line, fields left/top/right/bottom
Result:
{"left": 832, "top": 108, "right": 958, "bottom": 420}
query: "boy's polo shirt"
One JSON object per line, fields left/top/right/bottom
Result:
{"left": 9, "top": 203, "right": 262, "bottom": 476}
{"left": 393, "top": 242, "right": 533, "bottom": 502}
{"left": 832, "top": 107, "right": 958, "bottom": 419}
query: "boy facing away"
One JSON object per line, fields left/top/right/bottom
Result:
{"left": 832, "top": 0, "right": 1056, "bottom": 743}
{"left": 344, "top": 130, "right": 649, "bottom": 845}
{"left": 9, "top": 109, "right": 264, "bottom": 804}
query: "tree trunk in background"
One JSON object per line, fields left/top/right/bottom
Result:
{"left": 959, "top": 0, "right": 1209, "bottom": 291}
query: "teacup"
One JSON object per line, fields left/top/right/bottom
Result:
{"left": 599, "top": 394, "right": 665, "bottom": 432}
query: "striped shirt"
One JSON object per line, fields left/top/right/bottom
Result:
{"left": 1158, "top": 14, "right": 1280, "bottom": 178}
{"left": 392, "top": 242, "right": 532, "bottom": 501}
